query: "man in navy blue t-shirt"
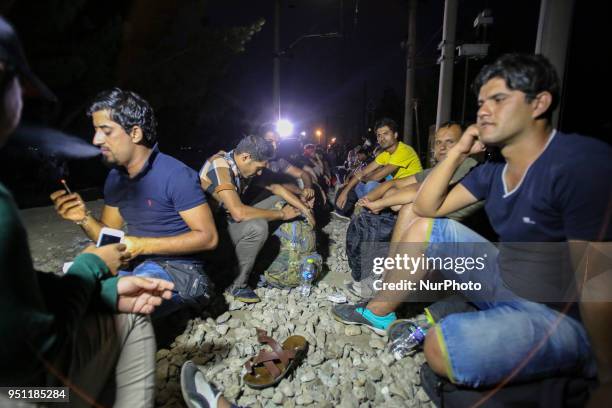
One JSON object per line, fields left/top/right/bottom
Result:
{"left": 413, "top": 54, "right": 612, "bottom": 389}
{"left": 51, "top": 88, "right": 219, "bottom": 316}
{"left": 335, "top": 54, "right": 612, "bottom": 392}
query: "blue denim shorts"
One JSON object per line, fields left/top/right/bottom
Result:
{"left": 424, "top": 218, "right": 597, "bottom": 387}
{"left": 355, "top": 181, "right": 380, "bottom": 198}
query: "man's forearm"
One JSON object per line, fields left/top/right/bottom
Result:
{"left": 281, "top": 183, "right": 301, "bottom": 195}
{"left": 377, "top": 184, "right": 419, "bottom": 209}
{"left": 301, "top": 171, "right": 313, "bottom": 188}
{"left": 134, "top": 230, "right": 217, "bottom": 256}
{"left": 414, "top": 150, "right": 465, "bottom": 214}
{"left": 268, "top": 185, "right": 305, "bottom": 213}
{"left": 366, "top": 180, "right": 396, "bottom": 201}
{"left": 78, "top": 214, "right": 105, "bottom": 242}
{"left": 236, "top": 205, "right": 283, "bottom": 222}
{"left": 361, "top": 170, "right": 385, "bottom": 182}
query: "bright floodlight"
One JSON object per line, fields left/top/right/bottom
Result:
{"left": 276, "top": 119, "right": 294, "bottom": 138}
{"left": 300, "top": 131, "right": 306, "bottom": 136}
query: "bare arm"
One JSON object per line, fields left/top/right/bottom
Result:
{"left": 50, "top": 190, "right": 123, "bottom": 242}
{"left": 281, "top": 182, "right": 302, "bottom": 195}
{"left": 217, "top": 188, "right": 284, "bottom": 222}
{"left": 343, "top": 161, "right": 381, "bottom": 192}
{"left": 123, "top": 203, "right": 219, "bottom": 259}
{"left": 266, "top": 184, "right": 315, "bottom": 226}
{"left": 78, "top": 205, "right": 115, "bottom": 242}
{"left": 361, "top": 164, "right": 399, "bottom": 182}
{"left": 413, "top": 125, "right": 485, "bottom": 217}
{"left": 364, "top": 175, "right": 418, "bottom": 201}
{"left": 413, "top": 155, "right": 479, "bottom": 217}
{"left": 374, "top": 182, "right": 421, "bottom": 209}
{"left": 285, "top": 164, "right": 313, "bottom": 188}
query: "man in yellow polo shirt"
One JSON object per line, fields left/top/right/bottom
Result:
{"left": 335, "top": 118, "right": 422, "bottom": 217}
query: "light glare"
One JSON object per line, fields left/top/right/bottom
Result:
{"left": 276, "top": 119, "right": 294, "bottom": 138}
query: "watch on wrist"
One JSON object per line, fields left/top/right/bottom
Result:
{"left": 75, "top": 210, "right": 92, "bottom": 226}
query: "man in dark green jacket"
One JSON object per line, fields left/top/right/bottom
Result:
{"left": 0, "top": 18, "right": 173, "bottom": 407}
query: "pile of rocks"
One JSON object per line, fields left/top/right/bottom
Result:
{"left": 323, "top": 217, "right": 351, "bottom": 276}
{"left": 155, "top": 220, "right": 433, "bottom": 408}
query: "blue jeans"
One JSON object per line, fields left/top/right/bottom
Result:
{"left": 425, "top": 218, "right": 596, "bottom": 387}
{"left": 118, "top": 260, "right": 189, "bottom": 319}
{"left": 355, "top": 181, "right": 380, "bottom": 198}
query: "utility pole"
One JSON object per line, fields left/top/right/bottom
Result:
{"left": 273, "top": 0, "right": 281, "bottom": 121}
{"left": 403, "top": 0, "right": 417, "bottom": 146}
{"left": 535, "top": 0, "right": 575, "bottom": 129}
{"left": 435, "top": 0, "right": 458, "bottom": 129}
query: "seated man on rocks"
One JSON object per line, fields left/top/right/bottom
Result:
{"left": 333, "top": 53, "right": 612, "bottom": 392}
{"left": 260, "top": 123, "right": 315, "bottom": 205}
{"left": 334, "top": 117, "right": 422, "bottom": 218}
{"left": 358, "top": 121, "right": 478, "bottom": 215}
{"left": 0, "top": 18, "right": 173, "bottom": 407}
{"left": 345, "top": 122, "right": 484, "bottom": 298}
{"left": 199, "top": 135, "right": 308, "bottom": 303}
{"left": 51, "top": 88, "right": 218, "bottom": 317}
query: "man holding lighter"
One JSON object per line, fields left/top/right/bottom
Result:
{"left": 0, "top": 18, "right": 173, "bottom": 407}
{"left": 51, "top": 88, "right": 219, "bottom": 316}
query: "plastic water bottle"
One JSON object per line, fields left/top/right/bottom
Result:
{"left": 388, "top": 322, "right": 427, "bottom": 360}
{"left": 297, "top": 258, "right": 316, "bottom": 297}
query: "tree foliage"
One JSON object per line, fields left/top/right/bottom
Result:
{"left": 6, "top": 0, "right": 264, "bottom": 150}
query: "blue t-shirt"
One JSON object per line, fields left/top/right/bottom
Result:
{"left": 104, "top": 146, "right": 207, "bottom": 238}
{"left": 460, "top": 131, "right": 612, "bottom": 304}
{"left": 461, "top": 131, "right": 612, "bottom": 243}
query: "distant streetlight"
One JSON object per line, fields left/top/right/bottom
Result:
{"left": 315, "top": 129, "right": 323, "bottom": 137}
{"left": 276, "top": 119, "right": 294, "bottom": 138}
{"left": 300, "top": 131, "right": 306, "bottom": 136}
{"left": 331, "top": 137, "right": 337, "bottom": 144}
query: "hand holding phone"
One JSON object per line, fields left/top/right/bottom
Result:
{"left": 82, "top": 243, "right": 129, "bottom": 275}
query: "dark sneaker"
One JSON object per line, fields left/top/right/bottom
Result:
{"left": 331, "top": 303, "right": 389, "bottom": 335}
{"left": 230, "top": 287, "right": 261, "bottom": 303}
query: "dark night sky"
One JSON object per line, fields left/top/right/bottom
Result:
{"left": 203, "top": 0, "right": 541, "bottom": 139}
{"left": 203, "top": 0, "right": 609, "bottom": 144}
{"left": 1, "top": 0, "right": 609, "bottom": 207}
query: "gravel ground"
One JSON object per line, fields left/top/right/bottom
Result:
{"left": 21, "top": 200, "right": 434, "bottom": 408}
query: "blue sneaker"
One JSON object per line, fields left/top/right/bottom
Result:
{"left": 230, "top": 287, "right": 261, "bottom": 303}
{"left": 331, "top": 303, "right": 396, "bottom": 335}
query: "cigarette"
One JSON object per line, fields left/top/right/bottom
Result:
{"left": 61, "top": 179, "right": 72, "bottom": 194}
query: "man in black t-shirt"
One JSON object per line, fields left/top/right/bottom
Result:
{"left": 333, "top": 54, "right": 612, "bottom": 393}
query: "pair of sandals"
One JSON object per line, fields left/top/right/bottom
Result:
{"left": 181, "top": 329, "right": 308, "bottom": 407}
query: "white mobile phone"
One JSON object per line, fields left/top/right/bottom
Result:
{"left": 96, "top": 227, "right": 125, "bottom": 247}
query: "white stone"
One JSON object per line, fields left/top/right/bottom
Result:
{"left": 216, "top": 311, "right": 231, "bottom": 323}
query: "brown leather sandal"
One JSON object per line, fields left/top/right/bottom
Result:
{"left": 243, "top": 328, "right": 308, "bottom": 389}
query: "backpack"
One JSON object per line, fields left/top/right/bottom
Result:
{"left": 346, "top": 210, "right": 396, "bottom": 281}
{"left": 420, "top": 363, "right": 596, "bottom": 408}
{"left": 264, "top": 220, "right": 321, "bottom": 288}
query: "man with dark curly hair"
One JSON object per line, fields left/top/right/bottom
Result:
{"left": 51, "top": 88, "right": 219, "bottom": 317}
